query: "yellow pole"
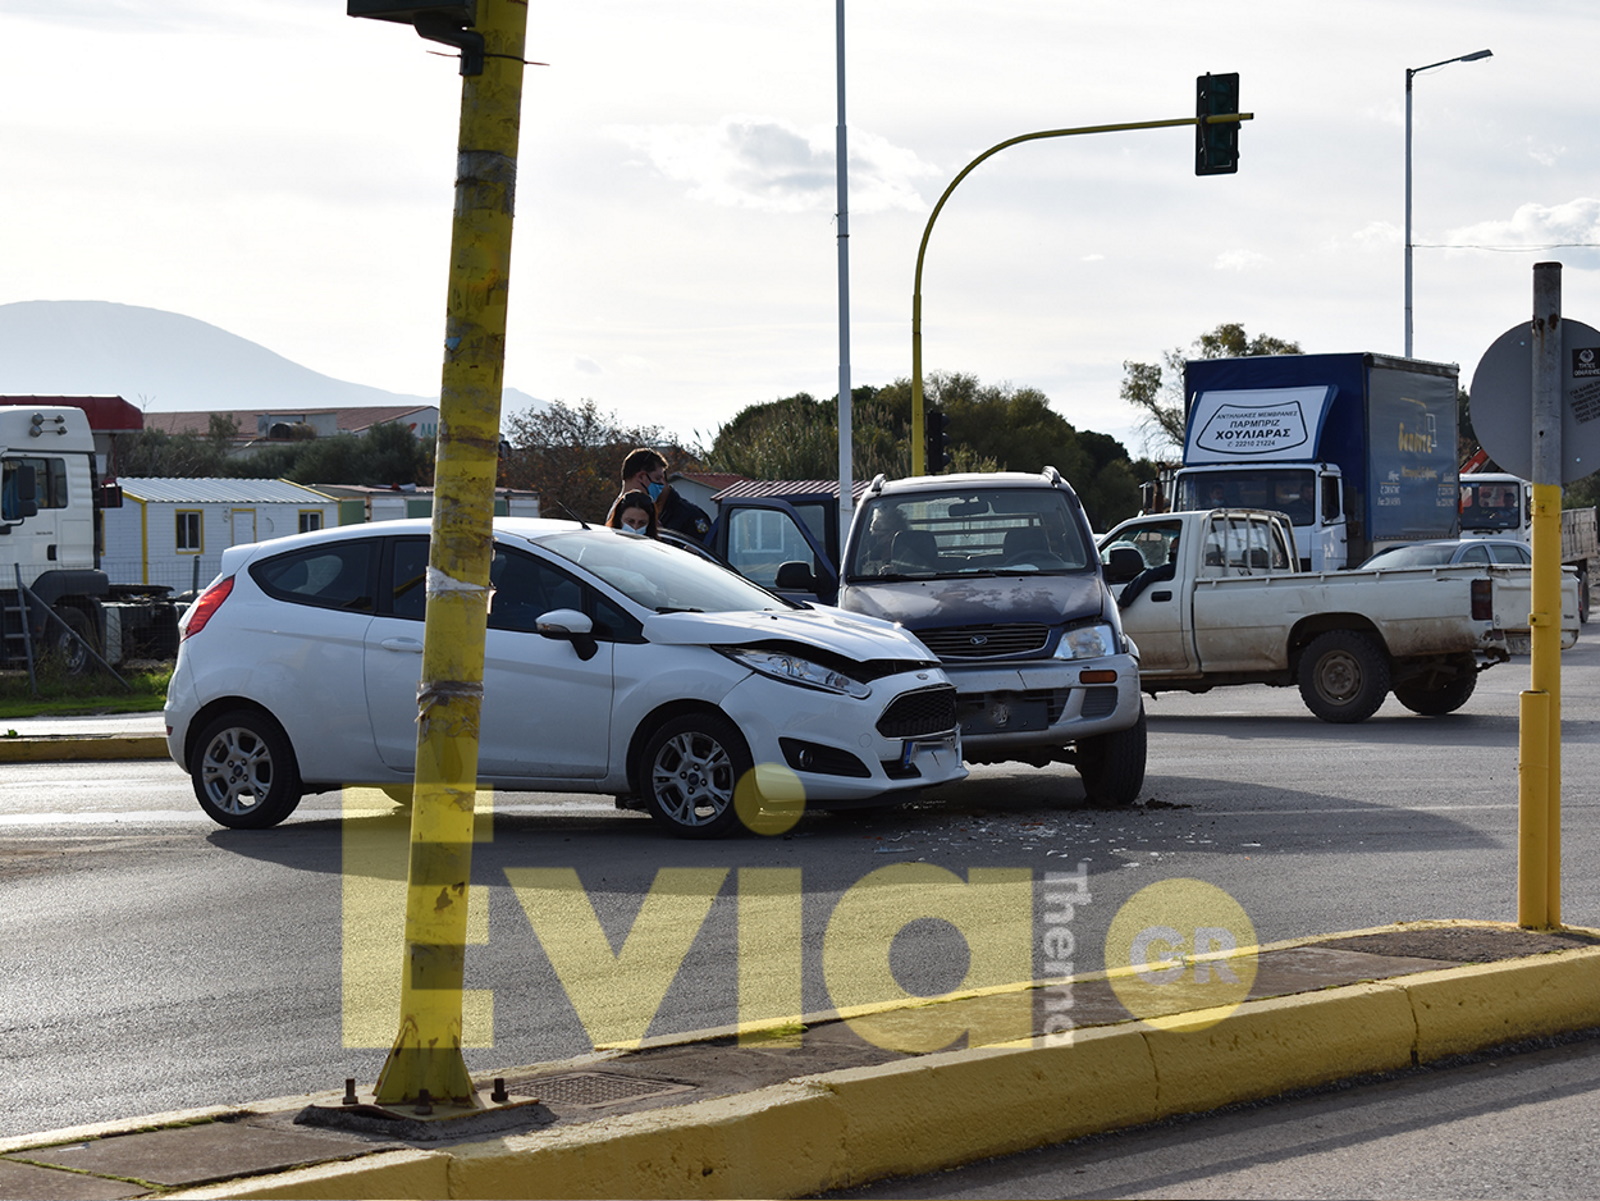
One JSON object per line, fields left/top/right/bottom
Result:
{"left": 1527, "top": 482, "right": 1563, "bottom": 927}
{"left": 909, "top": 113, "right": 1251, "bottom": 475}
{"left": 374, "top": 0, "right": 528, "bottom": 1107}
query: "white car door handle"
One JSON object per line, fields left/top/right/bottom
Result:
{"left": 380, "top": 637, "right": 424, "bottom": 653}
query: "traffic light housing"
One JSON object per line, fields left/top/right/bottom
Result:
{"left": 1195, "top": 72, "right": 1240, "bottom": 176}
{"left": 927, "top": 410, "right": 952, "bottom": 474}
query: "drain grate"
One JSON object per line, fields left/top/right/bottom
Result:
{"left": 511, "top": 1071, "right": 695, "bottom": 1110}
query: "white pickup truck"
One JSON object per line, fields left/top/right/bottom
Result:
{"left": 1100, "top": 508, "right": 1580, "bottom": 722}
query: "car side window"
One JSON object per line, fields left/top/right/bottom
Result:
{"left": 253, "top": 541, "right": 377, "bottom": 612}
{"left": 488, "top": 547, "right": 642, "bottom": 641}
{"left": 386, "top": 537, "right": 430, "bottom": 619}
{"left": 1489, "top": 543, "right": 1531, "bottom": 565}
{"left": 1459, "top": 544, "right": 1491, "bottom": 564}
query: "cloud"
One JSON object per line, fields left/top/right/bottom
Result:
{"left": 1525, "top": 138, "right": 1565, "bottom": 168}
{"left": 1351, "top": 221, "right": 1402, "bottom": 250}
{"left": 608, "top": 117, "right": 938, "bottom": 214}
{"left": 574, "top": 356, "right": 603, "bottom": 376}
{"left": 1444, "top": 198, "right": 1600, "bottom": 267}
{"left": 1214, "top": 249, "right": 1269, "bottom": 272}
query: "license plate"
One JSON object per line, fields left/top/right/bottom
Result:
{"left": 901, "top": 732, "right": 959, "bottom": 769}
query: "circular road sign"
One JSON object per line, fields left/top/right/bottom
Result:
{"left": 1470, "top": 319, "right": 1600, "bottom": 483}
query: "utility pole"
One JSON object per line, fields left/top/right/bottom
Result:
{"left": 351, "top": 0, "right": 530, "bottom": 1109}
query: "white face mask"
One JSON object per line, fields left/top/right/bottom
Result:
{"left": 619, "top": 523, "right": 647, "bottom": 536}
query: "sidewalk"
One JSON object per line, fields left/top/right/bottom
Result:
{"left": 0, "top": 711, "right": 168, "bottom": 762}
{"left": 0, "top": 920, "right": 1596, "bottom": 1200}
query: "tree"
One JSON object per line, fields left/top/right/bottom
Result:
{"left": 1121, "top": 323, "right": 1303, "bottom": 455}
{"left": 501, "top": 399, "right": 678, "bottom": 523}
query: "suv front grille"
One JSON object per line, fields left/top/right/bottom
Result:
{"left": 876, "top": 685, "right": 958, "bottom": 738}
{"left": 917, "top": 623, "right": 1051, "bottom": 659}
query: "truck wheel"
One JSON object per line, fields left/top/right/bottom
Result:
{"left": 1579, "top": 567, "right": 1590, "bottom": 625}
{"left": 1393, "top": 657, "right": 1477, "bottom": 716}
{"left": 1297, "top": 630, "right": 1390, "bottom": 723}
{"left": 46, "top": 605, "right": 98, "bottom": 675}
{"left": 1076, "top": 706, "right": 1147, "bottom": 806}
{"left": 639, "top": 712, "right": 750, "bottom": 838}
{"left": 190, "top": 710, "right": 304, "bottom": 829}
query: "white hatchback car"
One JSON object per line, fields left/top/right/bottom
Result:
{"left": 165, "top": 519, "right": 964, "bottom": 837}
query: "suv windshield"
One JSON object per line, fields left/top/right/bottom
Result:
{"left": 847, "top": 488, "right": 1090, "bottom": 580}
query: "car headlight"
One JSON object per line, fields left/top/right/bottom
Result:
{"left": 720, "top": 647, "right": 872, "bottom": 698}
{"left": 1054, "top": 622, "right": 1118, "bottom": 661}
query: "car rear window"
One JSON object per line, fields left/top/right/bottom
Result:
{"left": 252, "top": 541, "right": 377, "bottom": 612}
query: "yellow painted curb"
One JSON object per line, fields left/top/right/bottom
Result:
{"left": 171, "top": 1148, "right": 451, "bottom": 1200}
{"left": 1406, "top": 945, "right": 1600, "bottom": 1062}
{"left": 1142, "top": 981, "right": 1416, "bottom": 1118}
{"left": 0, "top": 735, "right": 168, "bottom": 762}
{"left": 448, "top": 1082, "right": 845, "bottom": 1201}
{"left": 809, "top": 1022, "right": 1158, "bottom": 1188}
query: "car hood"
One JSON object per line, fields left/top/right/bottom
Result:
{"left": 644, "top": 606, "right": 935, "bottom": 661}
{"left": 838, "top": 573, "right": 1109, "bottom": 631}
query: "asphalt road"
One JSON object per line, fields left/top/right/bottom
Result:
{"left": 1, "top": 640, "right": 1595, "bottom": 1143}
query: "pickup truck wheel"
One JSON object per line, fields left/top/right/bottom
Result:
{"left": 1393, "top": 656, "right": 1477, "bottom": 716}
{"left": 1076, "top": 706, "right": 1147, "bottom": 806}
{"left": 1297, "top": 630, "right": 1390, "bottom": 723}
{"left": 640, "top": 712, "right": 751, "bottom": 839}
{"left": 190, "top": 710, "right": 304, "bottom": 829}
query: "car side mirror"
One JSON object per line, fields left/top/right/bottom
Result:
{"left": 1103, "top": 547, "right": 1145, "bottom": 584}
{"left": 774, "top": 560, "right": 818, "bottom": 593}
{"left": 536, "top": 607, "right": 598, "bottom": 661}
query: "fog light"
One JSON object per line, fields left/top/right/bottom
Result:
{"left": 1079, "top": 669, "right": 1118, "bottom": 684}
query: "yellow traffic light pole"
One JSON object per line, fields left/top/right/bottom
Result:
{"left": 368, "top": 0, "right": 529, "bottom": 1108}
{"left": 909, "top": 112, "right": 1250, "bottom": 475}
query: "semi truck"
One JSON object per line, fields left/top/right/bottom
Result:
{"left": 1, "top": 406, "right": 179, "bottom": 673}
{"left": 1170, "top": 352, "right": 1461, "bottom": 570}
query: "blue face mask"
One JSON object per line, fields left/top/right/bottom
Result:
{"left": 647, "top": 481, "right": 665, "bottom": 502}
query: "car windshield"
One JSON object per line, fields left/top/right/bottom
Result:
{"left": 537, "top": 529, "right": 793, "bottom": 613}
{"left": 1361, "top": 543, "right": 1457, "bottom": 568}
{"left": 846, "top": 488, "right": 1091, "bottom": 580}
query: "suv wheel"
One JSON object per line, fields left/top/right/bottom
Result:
{"left": 1076, "top": 706, "right": 1147, "bottom": 806}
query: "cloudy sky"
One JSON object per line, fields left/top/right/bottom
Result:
{"left": 2, "top": 0, "right": 1596, "bottom": 455}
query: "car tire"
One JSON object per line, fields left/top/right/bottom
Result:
{"left": 639, "top": 711, "right": 751, "bottom": 839}
{"left": 190, "top": 710, "right": 304, "bottom": 829}
{"left": 1392, "top": 654, "right": 1477, "bottom": 716}
{"left": 1076, "top": 705, "right": 1147, "bottom": 806}
{"left": 1297, "top": 630, "right": 1390, "bottom": 723}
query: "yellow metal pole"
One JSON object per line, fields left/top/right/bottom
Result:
{"left": 374, "top": 0, "right": 528, "bottom": 1107}
{"left": 1517, "top": 687, "right": 1550, "bottom": 928}
{"left": 909, "top": 113, "right": 1250, "bottom": 476}
{"left": 1530, "top": 481, "right": 1563, "bottom": 926}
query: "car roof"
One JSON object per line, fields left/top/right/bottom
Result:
{"left": 227, "top": 516, "right": 594, "bottom": 558}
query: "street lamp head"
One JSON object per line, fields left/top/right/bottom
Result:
{"left": 1461, "top": 49, "right": 1494, "bottom": 62}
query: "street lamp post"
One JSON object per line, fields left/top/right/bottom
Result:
{"left": 1404, "top": 48, "right": 1492, "bottom": 358}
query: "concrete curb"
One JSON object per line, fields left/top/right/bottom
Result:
{"left": 0, "top": 734, "right": 168, "bottom": 762}
{"left": 153, "top": 938, "right": 1600, "bottom": 1200}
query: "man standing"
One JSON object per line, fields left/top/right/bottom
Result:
{"left": 610, "top": 448, "right": 712, "bottom": 544}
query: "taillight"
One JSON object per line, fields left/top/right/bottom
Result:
{"left": 1471, "top": 577, "right": 1493, "bottom": 622}
{"left": 183, "top": 575, "right": 235, "bottom": 639}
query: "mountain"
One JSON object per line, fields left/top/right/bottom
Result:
{"left": 0, "top": 299, "right": 547, "bottom": 415}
